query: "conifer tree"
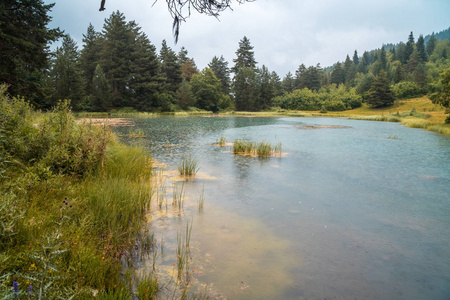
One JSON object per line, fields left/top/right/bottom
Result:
{"left": 79, "top": 24, "right": 101, "bottom": 97}
{"left": 295, "top": 64, "right": 307, "bottom": 89}
{"left": 176, "top": 79, "right": 195, "bottom": 109}
{"left": 91, "top": 64, "right": 111, "bottom": 111}
{"left": 233, "top": 67, "right": 259, "bottom": 111}
{"left": 50, "top": 35, "right": 84, "bottom": 109}
{"left": 258, "top": 65, "right": 275, "bottom": 110}
{"left": 282, "top": 72, "right": 295, "bottom": 93}
{"left": 181, "top": 59, "right": 199, "bottom": 82}
{"left": 330, "top": 62, "right": 345, "bottom": 85}
{"left": 208, "top": 56, "right": 231, "bottom": 95}
{"left": 353, "top": 50, "right": 359, "bottom": 65}
{"left": 379, "top": 47, "right": 387, "bottom": 71}
{"left": 366, "top": 70, "right": 394, "bottom": 107}
{"left": 0, "top": 0, "right": 61, "bottom": 107}
{"left": 426, "top": 34, "right": 437, "bottom": 56}
{"left": 231, "top": 36, "right": 257, "bottom": 74}
{"left": 404, "top": 32, "right": 415, "bottom": 63}
{"left": 416, "top": 35, "right": 427, "bottom": 62}
{"left": 160, "top": 40, "right": 182, "bottom": 94}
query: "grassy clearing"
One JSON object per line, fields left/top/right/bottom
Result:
{"left": 233, "top": 139, "right": 283, "bottom": 157}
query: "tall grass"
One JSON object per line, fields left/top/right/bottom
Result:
{"left": 0, "top": 86, "right": 156, "bottom": 297}
{"left": 233, "top": 139, "right": 282, "bottom": 157}
{"left": 178, "top": 154, "right": 199, "bottom": 176}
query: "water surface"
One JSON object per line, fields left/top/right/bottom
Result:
{"left": 115, "top": 116, "right": 450, "bottom": 299}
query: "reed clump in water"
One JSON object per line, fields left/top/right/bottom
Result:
{"left": 178, "top": 154, "right": 199, "bottom": 176}
{"left": 233, "top": 139, "right": 282, "bottom": 157}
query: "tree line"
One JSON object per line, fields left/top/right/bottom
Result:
{"left": 1, "top": 2, "right": 449, "bottom": 114}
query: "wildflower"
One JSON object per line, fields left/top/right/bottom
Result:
{"left": 13, "top": 281, "right": 19, "bottom": 297}
{"left": 28, "top": 285, "right": 32, "bottom": 297}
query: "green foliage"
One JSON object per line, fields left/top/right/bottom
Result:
{"left": 392, "top": 81, "right": 423, "bottom": 99}
{"left": 430, "top": 68, "right": 450, "bottom": 108}
{"left": 233, "top": 67, "right": 260, "bottom": 111}
{"left": 190, "top": 68, "right": 223, "bottom": 112}
{"left": 0, "top": 0, "right": 62, "bottom": 107}
{"left": 231, "top": 36, "right": 257, "bottom": 74}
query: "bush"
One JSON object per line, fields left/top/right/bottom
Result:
{"left": 392, "top": 81, "right": 424, "bottom": 99}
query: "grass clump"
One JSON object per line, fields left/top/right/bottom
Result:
{"left": 178, "top": 154, "right": 199, "bottom": 176}
{"left": 233, "top": 139, "right": 282, "bottom": 157}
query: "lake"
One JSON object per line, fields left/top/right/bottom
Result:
{"left": 114, "top": 116, "right": 450, "bottom": 299}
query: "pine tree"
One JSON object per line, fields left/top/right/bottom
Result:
{"left": 0, "top": 0, "right": 62, "bottom": 107}
{"left": 79, "top": 24, "right": 101, "bottom": 97}
{"left": 416, "top": 34, "right": 427, "bottom": 62}
{"left": 282, "top": 72, "right": 295, "bottom": 93}
{"left": 50, "top": 35, "right": 84, "bottom": 109}
{"left": 258, "top": 65, "right": 274, "bottom": 110}
{"left": 330, "top": 62, "right": 345, "bottom": 85}
{"left": 91, "top": 64, "right": 111, "bottom": 111}
{"left": 353, "top": 50, "right": 359, "bottom": 65}
{"left": 294, "top": 64, "right": 307, "bottom": 89}
{"left": 208, "top": 56, "right": 231, "bottom": 95}
{"left": 404, "top": 32, "right": 415, "bottom": 63}
{"left": 426, "top": 34, "right": 437, "bottom": 56}
{"left": 379, "top": 47, "right": 387, "bottom": 71}
{"left": 366, "top": 70, "right": 394, "bottom": 107}
{"left": 233, "top": 67, "right": 259, "bottom": 111}
{"left": 176, "top": 79, "right": 195, "bottom": 109}
{"left": 181, "top": 59, "right": 199, "bottom": 82}
{"left": 99, "top": 11, "right": 137, "bottom": 107}
{"left": 231, "top": 36, "right": 257, "bottom": 74}
{"left": 129, "top": 32, "right": 164, "bottom": 110}
{"left": 160, "top": 40, "right": 182, "bottom": 95}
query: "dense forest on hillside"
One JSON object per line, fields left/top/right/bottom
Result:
{"left": 1, "top": 3, "right": 450, "bottom": 117}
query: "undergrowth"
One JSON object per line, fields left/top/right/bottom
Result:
{"left": 0, "top": 85, "right": 155, "bottom": 299}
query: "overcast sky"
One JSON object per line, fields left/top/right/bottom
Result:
{"left": 44, "top": 0, "right": 450, "bottom": 77}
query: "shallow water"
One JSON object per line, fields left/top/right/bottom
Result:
{"left": 115, "top": 116, "right": 450, "bottom": 299}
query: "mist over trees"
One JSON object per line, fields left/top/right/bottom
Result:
{"left": 1, "top": 4, "right": 450, "bottom": 115}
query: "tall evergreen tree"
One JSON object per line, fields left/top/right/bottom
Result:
{"left": 79, "top": 23, "right": 101, "bottom": 97}
{"left": 181, "top": 59, "right": 198, "bottom": 82}
{"left": 258, "top": 65, "right": 274, "bottom": 110}
{"left": 129, "top": 32, "right": 164, "bottom": 110}
{"left": 282, "top": 72, "right": 295, "bottom": 93}
{"left": 426, "top": 34, "right": 437, "bottom": 56}
{"left": 295, "top": 64, "right": 307, "bottom": 89}
{"left": 231, "top": 36, "right": 257, "bottom": 74}
{"left": 91, "top": 64, "right": 111, "bottom": 111}
{"left": 233, "top": 67, "right": 259, "bottom": 111}
{"left": 416, "top": 34, "right": 427, "bottom": 62}
{"left": 208, "top": 55, "right": 231, "bottom": 95}
{"left": 379, "top": 46, "right": 387, "bottom": 71}
{"left": 330, "top": 62, "right": 345, "bottom": 85}
{"left": 404, "top": 31, "right": 415, "bottom": 63}
{"left": 353, "top": 50, "right": 359, "bottom": 65}
{"left": 0, "top": 0, "right": 61, "bottom": 107}
{"left": 99, "top": 11, "right": 137, "bottom": 107}
{"left": 160, "top": 40, "right": 182, "bottom": 95}
{"left": 50, "top": 35, "right": 84, "bottom": 109}
{"left": 176, "top": 78, "right": 195, "bottom": 109}
{"left": 366, "top": 70, "right": 394, "bottom": 107}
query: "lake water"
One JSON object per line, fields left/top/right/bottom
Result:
{"left": 114, "top": 116, "right": 450, "bottom": 299}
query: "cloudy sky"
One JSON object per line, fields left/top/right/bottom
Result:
{"left": 44, "top": 0, "right": 450, "bottom": 77}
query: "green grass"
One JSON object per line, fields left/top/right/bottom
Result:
{"left": 178, "top": 154, "right": 200, "bottom": 176}
{"left": 233, "top": 139, "right": 283, "bottom": 157}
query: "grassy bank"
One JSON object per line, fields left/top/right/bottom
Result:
{"left": 220, "top": 96, "right": 450, "bottom": 136}
{"left": 0, "top": 87, "right": 156, "bottom": 298}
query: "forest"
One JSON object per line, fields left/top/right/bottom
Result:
{"left": 1, "top": 3, "right": 450, "bottom": 117}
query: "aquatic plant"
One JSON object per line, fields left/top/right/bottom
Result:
{"left": 176, "top": 221, "right": 193, "bottom": 282}
{"left": 216, "top": 136, "right": 227, "bottom": 146}
{"left": 136, "top": 273, "right": 159, "bottom": 299}
{"left": 197, "top": 184, "right": 205, "bottom": 212}
{"left": 172, "top": 181, "right": 185, "bottom": 210}
{"left": 233, "top": 139, "right": 283, "bottom": 157}
{"left": 178, "top": 154, "right": 199, "bottom": 176}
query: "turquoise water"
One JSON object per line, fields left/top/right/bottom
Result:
{"left": 115, "top": 117, "right": 450, "bottom": 299}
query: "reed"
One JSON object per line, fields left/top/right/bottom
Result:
{"left": 176, "top": 221, "right": 193, "bottom": 282}
{"left": 197, "top": 184, "right": 205, "bottom": 212}
{"left": 216, "top": 136, "right": 227, "bottom": 146}
{"left": 234, "top": 139, "right": 283, "bottom": 157}
{"left": 178, "top": 154, "right": 199, "bottom": 176}
{"left": 172, "top": 181, "right": 185, "bottom": 210}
